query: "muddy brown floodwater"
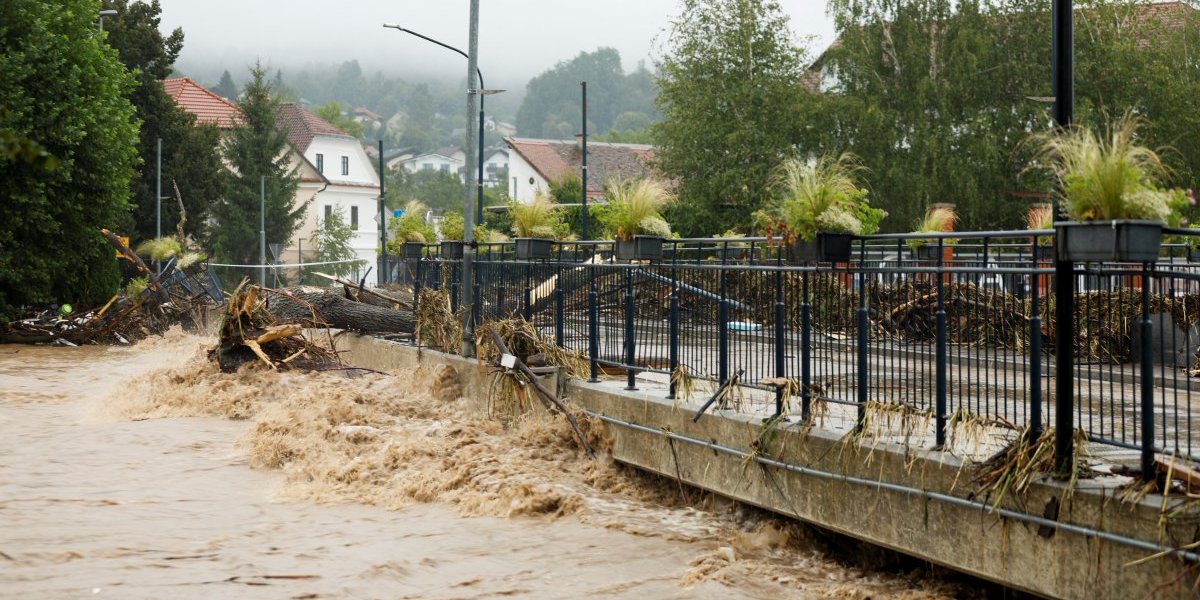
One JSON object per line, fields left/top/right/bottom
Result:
{"left": 0, "top": 330, "right": 972, "bottom": 599}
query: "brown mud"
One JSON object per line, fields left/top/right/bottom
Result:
{"left": 1, "top": 329, "right": 982, "bottom": 598}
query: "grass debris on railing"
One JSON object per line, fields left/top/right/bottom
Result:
{"left": 415, "top": 288, "right": 460, "bottom": 354}
{"left": 973, "top": 427, "right": 1090, "bottom": 511}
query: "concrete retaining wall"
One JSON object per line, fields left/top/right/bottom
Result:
{"left": 338, "top": 334, "right": 1197, "bottom": 599}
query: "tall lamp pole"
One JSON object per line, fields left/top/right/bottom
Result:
{"left": 98, "top": 9, "right": 116, "bottom": 31}
{"left": 382, "top": 23, "right": 503, "bottom": 225}
{"left": 260, "top": 176, "right": 267, "bottom": 288}
{"left": 1052, "top": 0, "right": 1075, "bottom": 473}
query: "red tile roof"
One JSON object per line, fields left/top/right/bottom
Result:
{"left": 276, "top": 103, "right": 353, "bottom": 153}
{"left": 506, "top": 137, "right": 659, "bottom": 199}
{"left": 162, "top": 77, "right": 241, "bottom": 129}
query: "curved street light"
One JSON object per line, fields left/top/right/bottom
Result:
{"left": 382, "top": 24, "right": 502, "bottom": 225}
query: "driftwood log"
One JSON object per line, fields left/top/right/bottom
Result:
{"left": 265, "top": 286, "right": 415, "bottom": 334}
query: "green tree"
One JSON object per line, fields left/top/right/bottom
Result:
{"left": 0, "top": 0, "right": 140, "bottom": 317}
{"left": 314, "top": 100, "right": 364, "bottom": 138}
{"left": 101, "top": 0, "right": 225, "bottom": 246}
{"left": 654, "top": 0, "right": 810, "bottom": 236}
{"left": 213, "top": 69, "right": 237, "bottom": 100}
{"left": 309, "top": 208, "right": 362, "bottom": 278}
{"left": 516, "top": 48, "right": 657, "bottom": 137}
{"left": 211, "top": 64, "right": 303, "bottom": 280}
{"left": 386, "top": 167, "right": 466, "bottom": 213}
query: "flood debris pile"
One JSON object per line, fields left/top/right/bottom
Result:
{"left": 214, "top": 283, "right": 343, "bottom": 373}
{"left": 2, "top": 229, "right": 219, "bottom": 345}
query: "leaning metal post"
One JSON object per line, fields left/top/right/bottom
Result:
{"left": 459, "top": 0, "right": 480, "bottom": 357}
{"left": 1140, "top": 264, "right": 1155, "bottom": 481}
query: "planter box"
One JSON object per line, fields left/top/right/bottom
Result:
{"left": 1055, "top": 220, "right": 1162, "bottom": 263}
{"left": 1188, "top": 248, "right": 1200, "bottom": 263}
{"left": 788, "top": 232, "right": 853, "bottom": 264}
{"left": 615, "top": 236, "right": 664, "bottom": 262}
{"left": 914, "top": 244, "right": 944, "bottom": 261}
{"left": 402, "top": 242, "right": 425, "bottom": 260}
{"left": 515, "top": 237, "right": 554, "bottom": 260}
{"left": 440, "top": 240, "right": 464, "bottom": 259}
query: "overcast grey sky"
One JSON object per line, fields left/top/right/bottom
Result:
{"left": 158, "top": 1, "right": 835, "bottom": 85}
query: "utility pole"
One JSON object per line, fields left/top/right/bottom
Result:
{"left": 260, "top": 176, "right": 267, "bottom": 288}
{"left": 581, "top": 81, "right": 589, "bottom": 240}
{"left": 378, "top": 139, "right": 386, "bottom": 286}
{"left": 156, "top": 137, "right": 162, "bottom": 241}
{"left": 1052, "top": 0, "right": 1075, "bottom": 474}
{"left": 461, "top": 0, "right": 480, "bottom": 357}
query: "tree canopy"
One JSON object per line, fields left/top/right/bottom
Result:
{"left": 516, "top": 48, "right": 658, "bottom": 138}
{"left": 0, "top": 0, "right": 141, "bottom": 317}
{"left": 101, "top": 0, "right": 225, "bottom": 246}
{"left": 210, "top": 64, "right": 303, "bottom": 279}
{"left": 654, "top": 0, "right": 810, "bottom": 236}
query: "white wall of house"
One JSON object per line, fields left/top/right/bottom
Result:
{"left": 483, "top": 150, "right": 508, "bottom": 187}
{"left": 507, "top": 150, "right": 547, "bottom": 204}
{"left": 305, "top": 136, "right": 378, "bottom": 187}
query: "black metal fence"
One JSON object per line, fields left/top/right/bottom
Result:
{"left": 395, "top": 230, "right": 1200, "bottom": 476}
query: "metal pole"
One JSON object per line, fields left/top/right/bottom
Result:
{"left": 581, "top": 81, "right": 589, "bottom": 240}
{"left": 259, "top": 176, "right": 266, "bottom": 288}
{"left": 477, "top": 96, "right": 485, "bottom": 225}
{"left": 1140, "top": 266, "right": 1155, "bottom": 481}
{"left": 1053, "top": 0, "right": 1076, "bottom": 474}
{"left": 378, "top": 139, "right": 386, "bottom": 287}
{"left": 155, "top": 137, "right": 162, "bottom": 240}
{"left": 461, "top": 0, "right": 480, "bottom": 357}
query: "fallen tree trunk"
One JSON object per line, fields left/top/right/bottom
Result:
{"left": 265, "top": 286, "right": 415, "bottom": 334}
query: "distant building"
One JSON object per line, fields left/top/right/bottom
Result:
{"left": 162, "top": 77, "right": 381, "bottom": 285}
{"left": 482, "top": 147, "right": 509, "bottom": 188}
{"left": 400, "top": 146, "right": 465, "bottom": 182}
{"left": 505, "top": 137, "right": 658, "bottom": 204}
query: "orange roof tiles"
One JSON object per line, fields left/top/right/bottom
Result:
{"left": 162, "top": 77, "right": 241, "bottom": 129}
{"left": 506, "top": 137, "right": 659, "bottom": 199}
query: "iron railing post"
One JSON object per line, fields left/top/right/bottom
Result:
{"left": 856, "top": 267, "right": 868, "bottom": 429}
{"left": 801, "top": 270, "right": 812, "bottom": 422}
{"left": 1052, "top": 0, "right": 1076, "bottom": 476}
{"left": 719, "top": 264, "right": 729, "bottom": 386}
{"left": 625, "top": 267, "right": 637, "bottom": 390}
{"left": 555, "top": 263, "right": 564, "bottom": 347}
{"left": 1140, "top": 264, "right": 1155, "bottom": 481}
{"left": 471, "top": 254, "right": 481, "bottom": 327}
{"left": 523, "top": 262, "right": 532, "bottom": 321}
{"left": 451, "top": 261, "right": 460, "bottom": 313}
{"left": 588, "top": 260, "right": 600, "bottom": 383}
{"left": 668, "top": 262, "right": 679, "bottom": 399}
{"left": 935, "top": 238, "right": 948, "bottom": 447}
{"left": 413, "top": 253, "right": 424, "bottom": 330}
{"left": 774, "top": 255, "right": 786, "bottom": 416}
{"left": 1029, "top": 239, "right": 1043, "bottom": 439}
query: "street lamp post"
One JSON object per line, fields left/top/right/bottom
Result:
{"left": 98, "top": 9, "right": 116, "bottom": 31}
{"left": 381, "top": 24, "right": 502, "bottom": 225}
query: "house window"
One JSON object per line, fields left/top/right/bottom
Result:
{"left": 422, "top": 163, "right": 433, "bottom": 171}
{"left": 440, "top": 164, "right": 450, "bottom": 173}
{"left": 324, "top": 205, "right": 332, "bottom": 219}
{"left": 351, "top": 206, "right": 359, "bottom": 230}
{"left": 341, "top": 156, "right": 349, "bottom": 176}
{"left": 316, "top": 153, "right": 324, "bottom": 173}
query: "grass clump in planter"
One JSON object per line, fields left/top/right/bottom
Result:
{"left": 906, "top": 205, "right": 957, "bottom": 256}
{"left": 510, "top": 194, "right": 569, "bottom": 240}
{"left": 599, "top": 178, "right": 675, "bottom": 261}
{"left": 387, "top": 201, "right": 436, "bottom": 256}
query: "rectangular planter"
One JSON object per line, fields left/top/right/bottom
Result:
{"left": 914, "top": 244, "right": 944, "bottom": 261}
{"left": 515, "top": 237, "right": 554, "bottom": 260}
{"left": 717, "top": 246, "right": 750, "bottom": 262}
{"left": 402, "top": 242, "right": 425, "bottom": 260}
{"left": 1055, "top": 220, "right": 1163, "bottom": 263}
{"left": 788, "top": 232, "right": 853, "bottom": 264}
{"left": 440, "top": 240, "right": 464, "bottom": 260}
{"left": 615, "top": 236, "right": 664, "bottom": 262}
{"left": 1188, "top": 248, "right": 1200, "bottom": 263}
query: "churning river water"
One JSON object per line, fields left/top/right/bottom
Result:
{"left": 0, "top": 331, "right": 978, "bottom": 599}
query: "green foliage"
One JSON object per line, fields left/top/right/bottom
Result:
{"left": 0, "top": 0, "right": 141, "bottom": 317}
{"left": 213, "top": 69, "right": 237, "bottom": 100}
{"left": 510, "top": 195, "right": 569, "bottom": 239}
{"left": 439, "top": 211, "right": 465, "bottom": 241}
{"left": 809, "top": 0, "right": 1200, "bottom": 231}
{"left": 314, "top": 100, "right": 364, "bottom": 139}
{"left": 1033, "top": 113, "right": 1174, "bottom": 222}
{"left": 598, "top": 178, "right": 675, "bottom": 240}
{"left": 755, "top": 154, "right": 885, "bottom": 243}
{"left": 124, "top": 276, "right": 149, "bottom": 299}
{"left": 907, "top": 205, "right": 958, "bottom": 251}
{"left": 388, "top": 200, "right": 436, "bottom": 248}
{"left": 211, "top": 63, "right": 304, "bottom": 279}
{"left": 311, "top": 208, "right": 363, "bottom": 277}
{"left": 655, "top": 0, "right": 809, "bottom": 236}
{"left": 516, "top": 49, "right": 658, "bottom": 138}
{"left": 102, "top": 0, "right": 225, "bottom": 247}
{"left": 386, "top": 166, "right": 466, "bottom": 213}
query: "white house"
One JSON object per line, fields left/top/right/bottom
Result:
{"left": 278, "top": 103, "right": 382, "bottom": 285}
{"left": 482, "top": 147, "right": 508, "bottom": 188}
{"left": 400, "top": 146, "right": 465, "bottom": 182}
